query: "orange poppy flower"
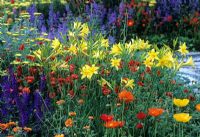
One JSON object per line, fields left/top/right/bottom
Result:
{"left": 104, "top": 121, "right": 125, "bottom": 128}
{"left": 196, "top": 104, "right": 200, "bottom": 112}
{"left": 7, "top": 121, "right": 16, "bottom": 127}
{"left": 65, "top": 118, "right": 73, "bottom": 127}
{"left": 148, "top": 108, "right": 164, "bottom": 117}
{"left": 54, "top": 134, "right": 64, "bottom": 137}
{"left": 12, "top": 127, "right": 22, "bottom": 133}
{"left": 23, "top": 127, "right": 32, "bottom": 132}
{"left": 78, "top": 99, "right": 84, "bottom": 105}
{"left": 118, "top": 90, "right": 134, "bottom": 103}
{"left": 22, "top": 87, "right": 31, "bottom": 94}
{"left": 88, "top": 116, "right": 94, "bottom": 120}
{"left": 7, "top": 135, "right": 14, "bottom": 137}
{"left": 0, "top": 123, "right": 9, "bottom": 130}
{"left": 69, "top": 112, "right": 76, "bottom": 117}
{"left": 56, "top": 100, "right": 65, "bottom": 105}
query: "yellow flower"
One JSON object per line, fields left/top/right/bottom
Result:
{"left": 79, "top": 41, "right": 88, "bottom": 52}
{"left": 111, "top": 43, "right": 123, "bottom": 56}
{"left": 68, "top": 31, "right": 75, "bottom": 38}
{"left": 68, "top": 45, "right": 77, "bottom": 55}
{"left": 173, "top": 98, "right": 189, "bottom": 107}
{"left": 93, "top": 50, "right": 105, "bottom": 60}
{"left": 80, "top": 64, "right": 99, "bottom": 79}
{"left": 101, "top": 38, "right": 109, "bottom": 48}
{"left": 125, "top": 40, "right": 135, "bottom": 53}
{"left": 80, "top": 23, "right": 89, "bottom": 37}
{"left": 73, "top": 21, "right": 82, "bottom": 30}
{"left": 55, "top": 134, "right": 64, "bottom": 137}
{"left": 33, "top": 49, "right": 41, "bottom": 60}
{"left": 137, "top": 39, "right": 151, "bottom": 50}
{"left": 178, "top": 43, "right": 189, "bottom": 55}
{"left": 121, "top": 78, "right": 135, "bottom": 89}
{"left": 157, "top": 52, "right": 174, "bottom": 68}
{"left": 173, "top": 113, "right": 192, "bottom": 123}
{"left": 52, "top": 38, "right": 61, "bottom": 50}
{"left": 143, "top": 57, "right": 154, "bottom": 67}
{"left": 182, "top": 57, "right": 195, "bottom": 67}
{"left": 148, "top": 49, "right": 159, "bottom": 61}
{"left": 111, "top": 58, "right": 121, "bottom": 70}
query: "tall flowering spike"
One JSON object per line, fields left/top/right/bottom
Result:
{"left": 27, "top": 4, "right": 37, "bottom": 23}
{"left": 39, "top": 74, "right": 46, "bottom": 92}
{"left": 34, "top": 90, "right": 43, "bottom": 122}
{"left": 17, "top": 93, "right": 30, "bottom": 127}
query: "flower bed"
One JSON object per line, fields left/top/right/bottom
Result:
{"left": 0, "top": 1, "right": 200, "bottom": 137}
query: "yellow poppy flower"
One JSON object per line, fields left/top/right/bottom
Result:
{"left": 173, "top": 98, "right": 189, "bottom": 107}
{"left": 173, "top": 113, "right": 192, "bottom": 123}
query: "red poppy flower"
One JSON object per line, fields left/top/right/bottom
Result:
{"left": 22, "top": 87, "right": 30, "bottom": 94}
{"left": 165, "top": 92, "right": 173, "bottom": 98}
{"left": 10, "top": 0, "right": 14, "bottom": 4}
{"left": 49, "top": 92, "right": 56, "bottom": 99}
{"left": 19, "top": 44, "right": 24, "bottom": 51}
{"left": 65, "top": 56, "right": 72, "bottom": 63}
{"left": 100, "top": 114, "right": 114, "bottom": 122}
{"left": 166, "top": 15, "right": 173, "bottom": 22}
{"left": 25, "top": 76, "right": 34, "bottom": 84}
{"left": 102, "top": 85, "right": 111, "bottom": 95}
{"left": 136, "top": 112, "right": 147, "bottom": 120}
{"left": 157, "top": 70, "right": 161, "bottom": 76}
{"left": 71, "top": 74, "right": 78, "bottom": 80}
{"left": 127, "top": 19, "right": 134, "bottom": 27}
{"left": 80, "top": 85, "right": 87, "bottom": 90}
{"left": 68, "top": 90, "right": 75, "bottom": 98}
{"left": 146, "top": 67, "right": 151, "bottom": 73}
{"left": 138, "top": 81, "right": 144, "bottom": 87}
{"left": 65, "top": 76, "right": 72, "bottom": 84}
{"left": 50, "top": 77, "right": 57, "bottom": 87}
{"left": 26, "top": 55, "right": 35, "bottom": 62}
{"left": 136, "top": 123, "right": 143, "bottom": 129}
{"left": 58, "top": 77, "right": 65, "bottom": 85}
{"left": 70, "top": 64, "right": 75, "bottom": 73}
{"left": 184, "top": 89, "right": 189, "bottom": 93}
{"left": 104, "top": 121, "right": 125, "bottom": 128}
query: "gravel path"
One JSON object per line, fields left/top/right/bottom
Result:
{"left": 178, "top": 52, "right": 200, "bottom": 94}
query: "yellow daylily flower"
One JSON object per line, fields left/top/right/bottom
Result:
{"left": 80, "top": 23, "right": 89, "bottom": 37}
{"left": 80, "top": 64, "right": 99, "bottom": 80}
{"left": 101, "top": 38, "right": 109, "bottom": 48}
{"left": 73, "top": 21, "right": 82, "bottom": 30}
{"left": 110, "top": 43, "right": 123, "bottom": 56}
{"left": 111, "top": 58, "right": 121, "bottom": 70}
{"left": 121, "top": 78, "right": 135, "bottom": 89}
{"left": 68, "top": 45, "right": 77, "bottom": 55}
{"left": 52, "top": 38, "right": 61, "bottom": 50}
{"left": 178, "top": 43, "right": 189, "bottom": 55}
{"left": 143, "top": 57, "right": 154, "bottom": 67}
{"left": 148, "top": 49, "right": 159, "bottom": 61}
{"left": 183, "top": 57, "right": 195, "bottom": 67}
